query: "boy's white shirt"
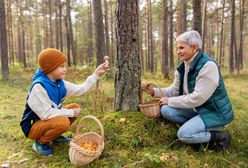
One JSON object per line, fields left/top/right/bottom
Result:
{"left": 27, "top": 73, "right": 99, "bottom": 120}
{"left": 153, "top": 52, "right": 219, "bottom": 109}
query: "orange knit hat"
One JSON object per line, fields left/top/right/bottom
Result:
{"left": 38, "top": 48, "right": 67, "bottom": 74}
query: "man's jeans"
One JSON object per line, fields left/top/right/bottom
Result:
{"left": 161, "top": 105, "right": 223, "bottom": 144}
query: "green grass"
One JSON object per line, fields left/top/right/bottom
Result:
{"left": 0, "top": 66, "right": 248, "bottom": 168}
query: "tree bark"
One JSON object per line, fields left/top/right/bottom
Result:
{"left": 177, "top": 0, "right": 187, "bottom": 35}
{"left": 92, "top": 0, "right": 106, "bottom": 66}
{"left": 192, "top": 0, "right": 202, "bottom": 35}
{"left": 219, "top": 0, "right": 225, "bottom": 69}
{"left": 104, "top": 0, "right": 110, "bottom": 58}
{"left": 229, "top": 0, "right": 235, "bottom": 73}
{"left": 0, "top": 0, "right": 9, "bottom": 79}
{"left": 87, "top": 0, "right": 93, "bottom": 63}
{"left": 147, "top": 0, "right": 154, "bottom": 73}
{"left": 162, "top": 0, "right": 169, "bottom": 79}
{"left": 169, "top": 0, "right": 174, "bottom": 71}
{"left": 115, "top": 0, "right": 141, "bottom": 111}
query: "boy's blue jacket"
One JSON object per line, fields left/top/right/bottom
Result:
{"left": 20, "top": 69, "right": 67, "bottom": 137}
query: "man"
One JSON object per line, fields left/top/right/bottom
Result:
{"left": 142, "top": 30, "right": 233, "bottom": 151}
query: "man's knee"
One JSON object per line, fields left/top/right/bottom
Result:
{"left": 177, "top": 127, "right": 193, "bottom": 144}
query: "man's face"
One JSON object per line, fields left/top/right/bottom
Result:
{"left": 176, "top": 41, "right": 198, "bottom": 61}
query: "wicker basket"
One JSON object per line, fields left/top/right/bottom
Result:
{"left": 138, "top": 83, "right": 163, "bottom": 118}
{"left": 69, "top": 115, "right": 104, "bottom": 166}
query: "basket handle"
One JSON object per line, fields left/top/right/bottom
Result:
{"left": 76, "top": 115, "right": 104, "bottom": 144}
{"left": 140, "top": 83, "right": 164, "bottom": 103}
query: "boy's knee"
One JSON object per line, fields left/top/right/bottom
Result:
{"left": 55, "top": 116, "right": 71, "bottom": 132}
{"left": 63, "top": 103, "right": 80, "bottom": 109}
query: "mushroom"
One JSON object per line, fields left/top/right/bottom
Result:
{"left": 104, "top": 55, "right": 109, "bottom": 68}
{"left": 119, "top": 117, "right": 126, "bottom": 124}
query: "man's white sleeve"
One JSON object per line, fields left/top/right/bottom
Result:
{"left": 168, "top": 61, "right": 219, "bottom": 108}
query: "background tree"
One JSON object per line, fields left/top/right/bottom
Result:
{"left": 92, "top": 0, "right": 106, "bottom": 66}
{"left": 229, "top": 0, "right": 236, "bottom": 74}
{"left": 162, "top": 0, "right": 169, "bottom": 79}
{"left": 0, "top": 0, "right": 9, "bottom": 79}
{"left": 169, "top": 0, "right": 174, "bottom": 71}
{"left": 115, "top": 0, "right": 141, "bottom": 111}
{"left": 192, "top": 0, "right": 202, "bottom": 35}
{"left": 177, "top": 0, "right": 187, "bottom": 35}
{"left": 147, "top": 0, "right": 154, "bottom": 73}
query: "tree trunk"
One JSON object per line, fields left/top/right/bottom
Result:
{"left": 238, "top": 0, "right": 245, "bottom": 72}
{"left": 139, "top": 0, "right": 144, "bottom": 72}
{"left": 104, "top": 0, "right": 110, "bottom": 58}
{"left": 169, "top": 0, "right": 174, "bottom": 71}
{"left": 65, "top": 0, "right": 71, "bottom": 66}
{"left": 6, "top": 0, "right": 14, "bottom": 65}
{"left": 43, "top": 1, "right": 49, "bottom": 48}
{"left": 162, "top": 0, "right": 169, "bottom": 79}
{"left": 58, "top": 0, "right": 63, "bottom": 52}
{"left": 201, "top": 0, "right": 207, "bottom": 52}
{"left": 87, "top": 0, "right": 93, "bottom": 63}
{"left": 192, "top": 0, "right": 202, "bottom": 35}
{"left": 115, "top": 0, "right": 141, "bottom": 111}
{"left": 229, "top": 0, "right": 235, "bottom": 73}
{"left": 147, "top": 0, "right": 154, "bottom": 73}
{"left": 17, "top": 0, "right": 26, "bottom": 67}
{"left": 0, "top": 0, "right": 9, "bottom": 79}
{"left": 92, "top": 0, "right": 106, "bottom": 66}
{"left": 110, "top": 0, "right": 115, "bottom": 66}
{"left": 218, "top": 0, "right": 225, "bottom": 69}
{"left": 177, "top": 0, "right": 187, "bottom": 35}
{"left": 49, "top": 0, "right": 53, "bottom": 48}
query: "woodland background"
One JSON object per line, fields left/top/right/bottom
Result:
{"left": 0, "top": 0, "right": 248, "bottom": 167}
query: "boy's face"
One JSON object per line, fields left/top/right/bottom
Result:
{"left": 49, "top": 63, "right": 67, "bottom": 81}
{"left": 176, "top": 41, "right": 198, "bottom": 61}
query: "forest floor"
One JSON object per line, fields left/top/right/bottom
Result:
{"left": 0, "top": 65, "right": 248, "bottom": 168}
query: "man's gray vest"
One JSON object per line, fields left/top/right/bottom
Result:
{"left": 177, "top": 52, "right": 233, "bottom": 128}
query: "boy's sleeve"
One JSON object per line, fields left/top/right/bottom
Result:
{"left": 64, "top": 72, "right": 99, "bottom": 97}
{"left": 27, "top": 84, "right": 74, "bottom": 120}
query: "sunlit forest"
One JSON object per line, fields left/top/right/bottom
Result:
{"left": 1, "top": 0, "right": 248, "bottom": 167}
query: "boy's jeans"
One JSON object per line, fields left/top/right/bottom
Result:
{"left": 161, "top": 105, "right": 223, "bottom": 144}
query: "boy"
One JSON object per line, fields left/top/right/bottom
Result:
{"left": 20, "top": 48, "right": 108, "bottom": 156}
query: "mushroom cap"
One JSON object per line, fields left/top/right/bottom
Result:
{"left": 104, "top": 55, "right": 109, "bottom": 60}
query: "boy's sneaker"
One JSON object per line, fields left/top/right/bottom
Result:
{"left": 32, "top": 141, "right": 53, "bottom": 157}
{"left": 53, "top": 136, "right": 71, "bottom": 142}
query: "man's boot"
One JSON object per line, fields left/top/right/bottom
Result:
{"left": 208, "top": 131, "right": 231, "bottom": 151}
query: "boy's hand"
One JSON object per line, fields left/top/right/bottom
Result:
{"left": 73, "top": 108, "right": 81, "bottom": 117}
{"left": 94, "top": 63, "right": 109, "bottom": 76}
{"left": 141, "top": 83, "right": 154, "bottom": 96}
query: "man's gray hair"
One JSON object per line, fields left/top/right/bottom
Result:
{"left": 176, "top": 30, "right": 202, "bottom": 50}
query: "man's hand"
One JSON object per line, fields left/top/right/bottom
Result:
{"left": 159, "top": 97, "right": 168, "bottom": 105}
{"left": 141, "top": 83, "right": 154, "bottom": 96}
{"left": 73, "top": 108, "right": 81, "bottom": 117}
